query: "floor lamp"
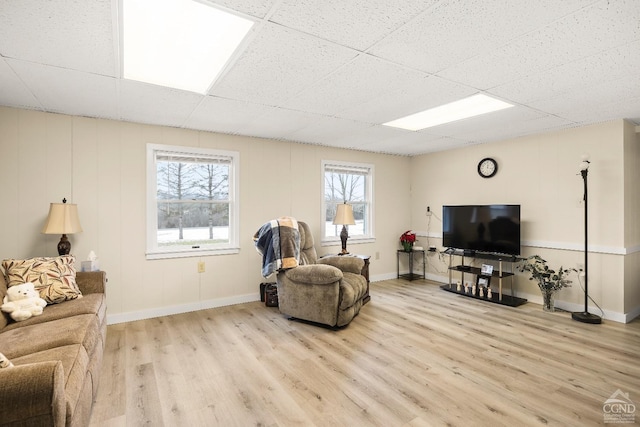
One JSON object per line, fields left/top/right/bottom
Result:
{"left": 572, "top": 155, "right": 602, "bottom": 324}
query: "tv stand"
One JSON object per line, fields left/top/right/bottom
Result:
{"left": 441, "top": 249, "right": 527, "bottom": 307}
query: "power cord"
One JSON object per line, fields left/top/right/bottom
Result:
{"left": 576, "top": 273, "right": 605, "bottom": 319}
{"left": 425, "top": 208, "right": 448, "bottom": 275}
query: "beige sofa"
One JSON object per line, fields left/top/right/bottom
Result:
{"left": 0, "top": 271, "right": 107, "bottom": 427}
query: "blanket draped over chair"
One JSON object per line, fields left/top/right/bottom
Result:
{"left": 253, "top": 217, "right": 300, "bottom": 278}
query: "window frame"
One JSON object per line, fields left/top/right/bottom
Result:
{"left": 321, "top": 160, "right": 375, "bottom": 246}
{"left": 146, "top": 143, "right": 240, "bottom": 259}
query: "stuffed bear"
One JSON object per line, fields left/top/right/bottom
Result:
{"left": 0, "top": 352, "right": 13, "bottom": 368}
{"left": 1, "top": 282, "right": 47, "bottom": 322}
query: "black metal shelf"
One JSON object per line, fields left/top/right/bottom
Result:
{"left": 440, "top": 284, "right": 527, "bottom": 307}
{"left": 448, "top": 265, "right": 514, "bottom": 278}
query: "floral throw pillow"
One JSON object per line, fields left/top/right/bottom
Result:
{"left": 2, "top": 255, "right": 82, "bottom": 304}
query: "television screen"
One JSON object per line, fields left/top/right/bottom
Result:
{"left": 442, "top": 205, "right": 521, "bottom": 255}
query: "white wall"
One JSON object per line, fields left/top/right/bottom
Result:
{"left": 410, "top": 120, "right": 639, "bottom": 322}
{"left": 0, "top": 107, "right": 411, "bottom": 323}
{"left": 623, "top": 121, "right": 640, "bottom": 314}
{"left": 2, "top": 107, "right": 636, "bottom": 323}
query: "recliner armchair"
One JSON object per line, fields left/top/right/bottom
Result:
{"left": 276, "top": 221, "right": 368, "bottom": 327}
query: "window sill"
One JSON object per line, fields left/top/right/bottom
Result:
{"left": 320, "top": 237, "right": 375, "bottom": 247}
{"left": 146, "top": 247, "right": 240, "bottom": 260}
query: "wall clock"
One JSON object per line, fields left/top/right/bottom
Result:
{"left": 478, "top": 157, "right": 498, "bottom": 178}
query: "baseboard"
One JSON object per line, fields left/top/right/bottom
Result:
{"left": 106, "top": 293, "right": 260, "bottom": 325}
{"left": 106, "top": 276, "right": 639, "bottom": 325}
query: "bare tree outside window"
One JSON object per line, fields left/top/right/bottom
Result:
{"left": 323, "top": 162, "right": 372, "bottom": 239}
{"left": 156, "top": 154, "right": 232, "bottom": 247}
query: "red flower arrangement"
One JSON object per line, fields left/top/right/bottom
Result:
{"left": 400, "top": 230, "right": 416, "bottom": 244}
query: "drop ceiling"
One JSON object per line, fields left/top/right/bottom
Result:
{"left": 1, "top": 0, "right": 638, "bottom": 156}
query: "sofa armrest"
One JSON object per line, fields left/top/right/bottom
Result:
{"left": 0, "top": 361, "right": 66, "bottom": 426}
{"left": 76, "top": 271, "right": 107, "bottom": 295}
{"left": 317, "top": 256, "right": 364, "bottom": 275}
{"left": 281, "top": 264, "right": 343, "bottom": 285}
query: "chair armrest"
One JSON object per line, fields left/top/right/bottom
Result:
{"left": 318, "top": 256, "right": 364, "bottom": 275}
{"left": 0, "top": 361, "right": 66, "bottom": 426}
{"left": 76, "top": 271, "right": 107, "bottom": 295}
{"left": 281, "top": 264, "right": 343, "bottom": 285}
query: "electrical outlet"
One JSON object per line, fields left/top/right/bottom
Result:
{"left": 375, "top": 251, "right": 380, "bottom": 260}
{"left": 426, "top": 206, "right": 432, "bottom": 216}
{"left": 197, "top": 261, "right": 205, "bottom": 273}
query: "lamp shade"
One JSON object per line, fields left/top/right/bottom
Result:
{"left": 41, "top": 202, "right": 83, "bottom": 234}
{"left": 333, "top": 203, "right": 355, "bottom": 226}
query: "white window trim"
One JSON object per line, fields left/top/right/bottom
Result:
{"left": 321, "top": 160, "right": 375, "bottom": 246}
{"left": 146, "top": 143, "right": 240, "bottom": 259}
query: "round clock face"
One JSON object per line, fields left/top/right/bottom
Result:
{"left": 478, "top": 158, "right": 498, "bottom": 178}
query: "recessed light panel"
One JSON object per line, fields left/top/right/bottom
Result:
{"left": 383, "top": 94, "right": 514, "bottom": 131}
{"left": 123, "top": 0, "right": 254, "bottom": 94}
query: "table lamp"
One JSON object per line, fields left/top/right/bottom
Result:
{"left": 333, "top": 203, "right": 355, "bottom": 255}
{"left": 42, "top": 198, "right": 83, "bottom": 255}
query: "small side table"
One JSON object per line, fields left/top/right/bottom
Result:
{"left": 397, "top": 249, "right": 426, "bottom": 281}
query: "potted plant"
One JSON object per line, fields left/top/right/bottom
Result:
{"left": 517, "top": 255, "right": 576, "bottom": 312}
{"left": 400, "top": 230, "right": 416, "bottom": 252}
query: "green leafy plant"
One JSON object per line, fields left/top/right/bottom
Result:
{"left": 517, "top": 255, "right": 576, "bottom": 291}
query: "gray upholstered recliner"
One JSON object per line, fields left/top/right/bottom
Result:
{"left": 277, "top": 221, "right": 368, "bottom": 327}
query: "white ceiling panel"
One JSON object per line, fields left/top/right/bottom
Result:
{"left": 209, "top": 23, "right": 358, "bottom": 105}
{"left": 200, "top": 0, "right": 281, "bottom": 19}
{"left": 185, "top": 96, "right": 276, "bottom": 134}
{"left": 269, "top": 0, "right": 438, "bottom": 51}
{"left": 285, "top": 116, "right": 376, "bottom": 147}
{"left": 340, "top": 75, "right": 478, "bottom": 124}
{"left": 282, "top": 54, "right": 431, "bottom": 117}
{"left": 489, "top": 39, "right": 640, "bottom": 105}
{"left": 0, "top": 58, "right": 42, "bottom": 110}
{"left": 369, "top": 0, "right": 600, "bottom": 74}
{"left": 241, "top": 108, "right": 329, "bottom": 140}
{"left": 8, "top": 60, "right": 118, "bottom": 119}
{"left": 425, "top": 106, "right": 556, "bottom": 138}
{"left": 0, "top": 0, "right": 638, "bottom": 156}
{"left": 529, "top": 78, "right": 640, "bottom": 123}
{"left": 0, "top": 0, "right": 116, "bottom": 76}
{"left": 446, "top": 113, "right": 577, "bottom": 144}
{"left": 119, "top": 80, "right": 202, "bottom": 128}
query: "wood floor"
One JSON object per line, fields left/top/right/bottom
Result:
{"left": 90, "top": 279, "right": 640, "bottom": 426}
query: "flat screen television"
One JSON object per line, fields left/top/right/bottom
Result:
{"left": 442, "top": 205, "right": 521, "bottom": 255}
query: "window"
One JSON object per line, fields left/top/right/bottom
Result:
{"left": 322, "top": 161, "right": 374, "bottom": 244}
{"left": 146, "top": 144, "right": 239, "bottom": 259}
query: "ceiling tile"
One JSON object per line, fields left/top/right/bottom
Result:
{"left": 0, "top": 58, "right": 41, "bottom": 110}
{"left": 8, "top": 59, "right": 118, "bottom": 119}
{"left": 369, "top": 0, "right": 601, "bottom": 74}
{"left": 437, "top": 108, "right": 577, "bottom": 143}
{"left": 0, "top": 0, "right": 638, "bottom": 156}
{"left": 488, "top": 39, "right": 640, "bottom": 105}
{"left": 339, "top": 75, "right": 477, "bottom": 124}
{"left": 201, "top": 0, "right": 281, "bottom": 19}
{"left": 285, "top": 116, "right": 375, "bottom": 146}
{"left": 269, "top": 0, "right": 438, "bottom": 51}
{"left": 119, "top": 80, "right": 202, "bottom": 128}
{"left": 0, "top": 0, "right": 116, "bottom": 76}
{"left": 529, "top": 77, "right": 640, "bottom": 123}
{"left": 241, "top": 108, "right": 326, "bottom": 140}
{"left": 209, "top": 23, "right": 358, "bottom": 105}
{"left": 185, "top": 96, "right": 276, "bottom": 134}
{"left": 282, "top": 54, "right": 430, "bottom": 118}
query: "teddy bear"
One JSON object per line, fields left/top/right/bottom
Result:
{"left": 0, "top": 352, "right": 13, "bottom": 368}
{"left": 1, "top": 282, "right": 47, "bottom": 322}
